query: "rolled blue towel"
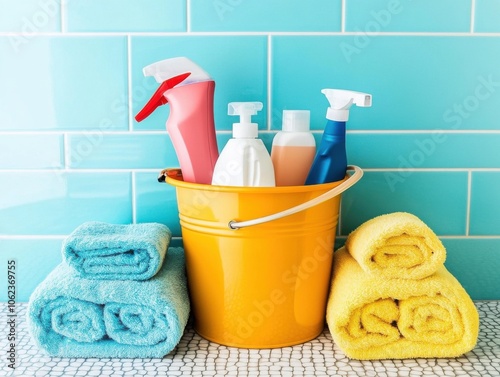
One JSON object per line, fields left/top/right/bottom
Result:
{"left": 62, "top": 221, "right": 171, "bottom": 280}
{"left": 27, "top": 247, "right": 190, "bottom": 358}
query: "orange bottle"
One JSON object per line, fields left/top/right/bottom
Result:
{"left": 271, "top": 110, "right": 316, "bottom": 186}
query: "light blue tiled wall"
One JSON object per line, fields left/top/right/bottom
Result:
{"left": 1, "top": 0, "right": 499, "bottom": 301}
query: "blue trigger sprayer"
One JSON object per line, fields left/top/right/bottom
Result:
{"left": 305, "top": 89, "right": 372, "bottom": 185}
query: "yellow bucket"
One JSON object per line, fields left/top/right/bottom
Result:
{"left": 166, "top": 166, "right": 363, "bottom": 348}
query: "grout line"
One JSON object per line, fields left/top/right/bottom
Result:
{"left": 60, "top": 0, "right": 67, "bottom": 33}
{"left": 131, "top": 171, "right": 137, "bottom": 224}
{"left": 466, "top": 170, "right": 472, "bottom": 236}
{"left": 360, "top": 168, "right": 487, "bottom": 172}
{"left": 267, "top": 35, "right": 272, "bottom": 130}
{"left": 0, "top": 131, "right": 169, "bottom": 136}
{"left": 59, "top": 133, "right": 65, "bottom": 168}
{"left": 0, "top": 168, "right": 163, "bottom": 174}
{"left": 346, "top": 129, "right": 500, "bottom": 134}
{"left": 6, "top": 129, "right": 500, "bottom": 136}
{"left": 127, "top": 35, "right": 133, "bottom": 132}
{"left": 63, "top": 133, "right": 70, "bottom": 168}
{"left": 2, "top": 31, "right": 500, "bottom": 37}
{"left": 341, "top": 0, "right": 346, "bottom": 33}
{"left": 3, "top": 167, "right": 500, "bottom": 174}
{"left": 0, "top": 167, "right": 500, "bottom": 174}
{"left": 470, "top": 0, "right": 476, "bottom": 33}
{"left": 0, "top": 235, "right": 67, "bottom": 240}
{"left": 439, "top": 235, "right": 500, "bottom": 239}
{"left": 186, "top": 0, "right": 192, "bottom": 33}
{"left": 341, "top": 234, "right": 500, "bottom": 239}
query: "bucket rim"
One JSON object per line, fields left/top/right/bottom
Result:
{"left": 165, "top": 166, "right": 363, "bottom": 230}
{"left": 164, "top": 168, "right": 347, "bottom": 193}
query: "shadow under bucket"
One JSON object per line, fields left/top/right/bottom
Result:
{"left": 166, "top": 166, "right": 363, "bottom": 348}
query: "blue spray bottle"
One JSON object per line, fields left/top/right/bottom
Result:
{"left": 306, "top": 89, "right": 372, "bottom": 185}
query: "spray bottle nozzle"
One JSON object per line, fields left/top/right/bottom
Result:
{"left": 322, "top": 89, "right": 372, "bottom": 122}
{"left": 143, "top": 56, "right": 211, "bottom": 84}
{"left": 135, "top": 57, "right": 212, "bottom": 122}
{"left": 135, "top": 72, "right": 191, "bottom": 122}
{"left": 228, "top": 102, "right": 263, "bottom": 138}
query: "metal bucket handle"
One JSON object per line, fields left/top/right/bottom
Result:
{"left": 228, "top": 165, "right": 363, "bottom": 230}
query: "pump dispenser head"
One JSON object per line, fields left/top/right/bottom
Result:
{"left": 322, "top": 89, "right": 372, "bottom": 122}
{"left": 228, "top": 102, "right": 263, "bottom": 138}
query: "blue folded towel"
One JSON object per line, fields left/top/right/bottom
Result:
{"left": 62, "top": 221, "right": 171, "bottom": 281}
{"left": 27, "top": 247, "right": 190, "bottom": 358}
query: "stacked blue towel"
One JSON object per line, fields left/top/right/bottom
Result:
{"left": 62, "top": 221, "right": 172, "bottom": 281}
{"left": 27, "top": 222, "right": 190, "bottom": 358}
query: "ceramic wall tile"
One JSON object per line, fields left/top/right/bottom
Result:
{"left": 0, "top": 134, "right": 64, "bottom": 169}
{"left": 474, "top": 0, "right": 500, "bottom": 32}
{"left": 340, "top": 171, "right": 468, "bottom": 235}
{"left": 345, "top": 0, "right": 471, "bottom": 32}
{"left": 0, "top": 172, "right": 132, "bottom": 235}
{"left": 190, "top": 0, "right": 341, "bottom": 32}
{"left": 272, "top": 36, "right": 500, "bottom": 131}
{"left": 0, "top": 37, "right": 128, "bottom": 131}
{"left": 66, "top": 0, "right": 186, "bottom": 32}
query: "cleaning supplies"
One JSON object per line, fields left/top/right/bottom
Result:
{"left": 271, "top": 110, "right": 316, "bottom": 186}
{"left": 306, "top": 89, "right": 372, "bottom": 185}
{"left": 135, "top": 57, "right": 219, "bottom": 184}
{"left": 212, "top": 102, "right": 275, "bottom": 187}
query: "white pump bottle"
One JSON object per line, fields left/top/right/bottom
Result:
{"left": 212, "top": 102, "right": 275, "bottom": 187}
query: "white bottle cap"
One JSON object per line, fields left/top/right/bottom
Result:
{"left": 228, "top": 102, "right": 263, "bottom": 138}
{"left": 282, "top": 110, "right": 310, "bottom": 132}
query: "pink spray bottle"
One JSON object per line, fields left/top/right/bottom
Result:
{"left": 135, "top": 57, "right": 219, "bottom": 184}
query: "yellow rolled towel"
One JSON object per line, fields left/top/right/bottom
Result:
{"left": 326, "top": 247, "right": 479, "bottom": 360}
{"left": 346, "top": 212, "right": 446, "bottom": 280}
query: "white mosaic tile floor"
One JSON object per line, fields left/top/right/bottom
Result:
{"left": 1, "top": 302, "right": 499, "bottom": 376}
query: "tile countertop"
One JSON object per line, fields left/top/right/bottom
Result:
{"left": 1, "top": 302, "right": 499, "bottom": 377}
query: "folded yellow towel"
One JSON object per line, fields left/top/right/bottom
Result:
{"left": 345, "top": 212, "right": 446, "bottom": 280}
{"left": 326, "top": 247, "right": 479, "bottom": 360}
